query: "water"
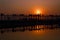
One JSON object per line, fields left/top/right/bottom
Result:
{"left": 0, "top": 25, "right": 60, "bottom": 40}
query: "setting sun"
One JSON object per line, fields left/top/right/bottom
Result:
{"left": 36, "top": 10, "right": 41, "bottom": 14}
{"left": 35, "top": 9, "right": 42, "bottom": 15}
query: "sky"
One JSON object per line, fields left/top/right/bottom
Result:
{"left": 0, "top": 0, "right": 60, "bottom": 15}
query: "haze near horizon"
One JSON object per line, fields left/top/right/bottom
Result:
{"left": 0, "top": 0, "right": 60, "bottom": 15}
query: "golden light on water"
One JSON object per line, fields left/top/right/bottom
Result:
{"left": 32, "top": 30, "right": 45, "bottom": 36}
{"left": 32, "top": 25, "right": 46, "bottom": 35}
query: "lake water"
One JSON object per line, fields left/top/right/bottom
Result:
{"left": 0, "top": 25, "right": 60, "bottom": 40}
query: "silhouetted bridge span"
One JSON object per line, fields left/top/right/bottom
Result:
{"left": 0, "top": 18, "right": 60, "bottom": 28}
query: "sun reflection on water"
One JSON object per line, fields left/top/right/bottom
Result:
{"left": 31, "top": 25, "right": 46, "bottom": 35}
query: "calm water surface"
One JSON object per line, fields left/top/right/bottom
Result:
{"left": 0, "top": 25, "right": 60, "bottom": 40}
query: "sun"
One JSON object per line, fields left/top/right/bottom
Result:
{"left": 35, "top": 9, "right": 41, "bottom": 15}
{"left": 36, "top": 10, "right": 40, "bottom": 14}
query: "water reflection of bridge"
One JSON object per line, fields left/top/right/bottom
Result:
{"left": 0, "top": 25, "right": 60, "bottom": 34}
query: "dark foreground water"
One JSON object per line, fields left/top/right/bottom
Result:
{"left": 0, "top": 25, "right": 60, "bottom": 40}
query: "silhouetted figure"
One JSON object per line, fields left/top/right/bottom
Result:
{"left": 0, "top": 13, "right": 4, "bottom": 20}
{"left": 7, "top": 15, "right": 10, "bottom": 20}
{"left": 1, "top": 29, "right": 4, "bottom": 34}
{"left": 12, "top": 28, "right": 15, "bottom": 32}
{"left": 19, "top": 14, "right": 24, "bottom": 16}
{"left": 29, "top": 14, "right": 32, "bottom": 19}
{"left": 12, "top": 14, "right": 17, "bottom": 20}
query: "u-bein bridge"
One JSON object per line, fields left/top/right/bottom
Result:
{"left": 0, "top": 14, "right": 60, "bottom": 28}
{"left": 0, "top": 14, "right": 60, "bottom": 20}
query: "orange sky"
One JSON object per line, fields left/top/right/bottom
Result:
{"left": 0, "top": 0, "right": 60, "bottom": 15}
